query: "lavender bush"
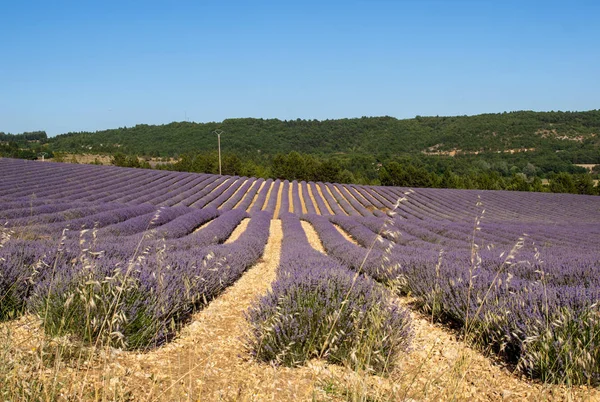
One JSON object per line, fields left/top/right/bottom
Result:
{"left": 28, "top": 210, "right": 271, "bottom": 349}
{"left": 246, "top": 213, "right": 411, "bottom": 373}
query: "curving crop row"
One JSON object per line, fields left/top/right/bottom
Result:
{"left": 246, "top": 213, "right": 411, "bottom": 372}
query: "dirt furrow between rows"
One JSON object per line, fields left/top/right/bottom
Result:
{"left": 314, "top": 183, "right": 334, "bottom": 215}
{"left": 298, "top": 220, "right": 598, "bottom": 401}
{"left": 298, "top": 182, "right": 309, "bottom": 214}
{"left": 306, "top": 183, "right": 322, "bottom": 215}
{"left": 244, "top": 180, "right": 266, "bottom": 212}
{"left": 105, "top": 219, "right": 324, "bottom": 401}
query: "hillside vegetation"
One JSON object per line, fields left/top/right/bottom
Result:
{"left": 47, "top": 110, "right": 600, "bottom": 160}
{"left": 2, "top": 111, "right": 599, "bottom": 192}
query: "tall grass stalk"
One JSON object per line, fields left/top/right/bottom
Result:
{"left": 0, "top": 208, "right": 176, "bottom": 401}
{"left": 317, "top": 192, "right": 413, "bottom": 367}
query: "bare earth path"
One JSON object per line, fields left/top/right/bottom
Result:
{"left": 272, "top": 182, "right": 284, "bottom": 218}
{"left": 104, "top": 219, "right": 324, "bottom": 401}
{"left": 298, "top": 182, "right": 308, "bottom": 214}
{"left": 306, "top": 183, "right": 322, "bottom": 215}
{"left": 300, "top": 221, "right": 600, "bottom": 402}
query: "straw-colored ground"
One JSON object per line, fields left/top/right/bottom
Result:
{"left": 2, "top": 219, "right": 599, "bottom": 401}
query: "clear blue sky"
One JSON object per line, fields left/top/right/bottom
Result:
{"left": 1, "top": 0, "right": 599, "bottom": 136}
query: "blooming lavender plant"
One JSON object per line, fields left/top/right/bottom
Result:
{"left": 246, "top": 213, "right": 411, "bottom": 373}
{"left": 29, "top": 210, "right": 271, "bottom": 349}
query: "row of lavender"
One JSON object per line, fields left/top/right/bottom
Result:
{"left": 3, "top": 157, "right": 600, "bottom": 381}
{"left": 302, "top": 206, "right": 600, "bottom": 385}
{"left": 0, "top": 195, "right": 271, "bottom": 348}
{"left": 7, "top": 177, "right": 596, "bottom": 258}
{"left": 0, "top": 158, "right": 390, "bottom": 218}
{"left": 0, "top": 191, "right": 415, "bottom": 371}
{"left": 0, "top": 159, "right": 369, "bottom": 217}
{"left": 246, "top": 213, "right": 412, "bottom": 373}
{"left": 3, "top": 158, "right": 600, "bottom": 223}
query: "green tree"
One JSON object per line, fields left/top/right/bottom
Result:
{"left": 549, "top": 172, "right": 577, "bottom": 194}
{"left": 574, "top": 173, "right": 597, "bottom": 195}
{"left": 507, "top": 173, "right": 530, "bottom": 192}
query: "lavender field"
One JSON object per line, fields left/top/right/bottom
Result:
{"left": 1, "top": 157, "right": 600, "bottom": 390}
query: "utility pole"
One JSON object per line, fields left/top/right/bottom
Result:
{"left": 213, "top": 129, "right": 224, "bottom": 175}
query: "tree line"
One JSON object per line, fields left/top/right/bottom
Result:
{"left": 114, "top": 150, "right": 597, "bottom": 196}
{"left": 2, "top": 111, "right": 599, "bottom": 195}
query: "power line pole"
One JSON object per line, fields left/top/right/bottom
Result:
{"left": 213, "top": 129, "right": 224, "bottom": 175}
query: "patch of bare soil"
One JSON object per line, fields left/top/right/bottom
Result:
{"left": 300, "top": 221, "right": 325, "bottom": 253}
{"left": 225, "top": 179, "right": 248, "bottom": 209}
{"left": 192, "top": 217, "right": 214, "bottom": 233}
{"left": 272, "top": 182, "right": 284, "bottom": 219}
{"left": 332, "top": 223, "right": 359, "bottom": 245}
{"left": 314, "top": 183, "right": 335, "bottom": 215}
{"left": 189, "top": 178, "right": 231, "bottom": 208}
{"left": 225, "top": 218, "right": 249, "bottom": 243}
{"left": 48, "top": 154, "right": 113, "bottom": 164}
{"left": 288, "top": 182, "right": 294, "bottom": 213}
{"left": 324, "top": 185, "right": 348, "bottom": 216}
{"left": 298, "top": 183, "right": 309, "bottom": 215}
{"left": 331, "top": 185, "right": 360, "bottom": 215}
{"left": 575, "top": 164, "right": 597, "bottom": 172}
{"left": 245, "top": 180, "right": 266, "bottom": 212}
{"left": 338, "top": 185, "right": 366, "bottom": 212}
{"left": 306, "top": 183, "right": 322, "bottom": 215}
{"left": 259, "top": 181, "right": 275, "bottom": 212}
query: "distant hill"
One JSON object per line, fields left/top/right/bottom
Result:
{"left": 47, "top": 110, "right": 600, "bottom": 163}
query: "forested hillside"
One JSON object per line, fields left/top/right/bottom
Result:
{"left": 47, "top": 111, "right": 600, "bottom": 162}
{"left": 2, "top": 111, "right": 599, "bottom": 193}
{"left": 0, "top": 131, "right": 48, "bottom": 159}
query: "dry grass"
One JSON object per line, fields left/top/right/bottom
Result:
{"left": 1, "top": 220, "right": 322, "bottom": 401}
{"left": 99, "top": 219, "right": 321, "bottom": 401}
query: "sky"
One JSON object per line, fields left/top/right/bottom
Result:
{"left": 1, "top": 0, "right": 599, "bottom": 136}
